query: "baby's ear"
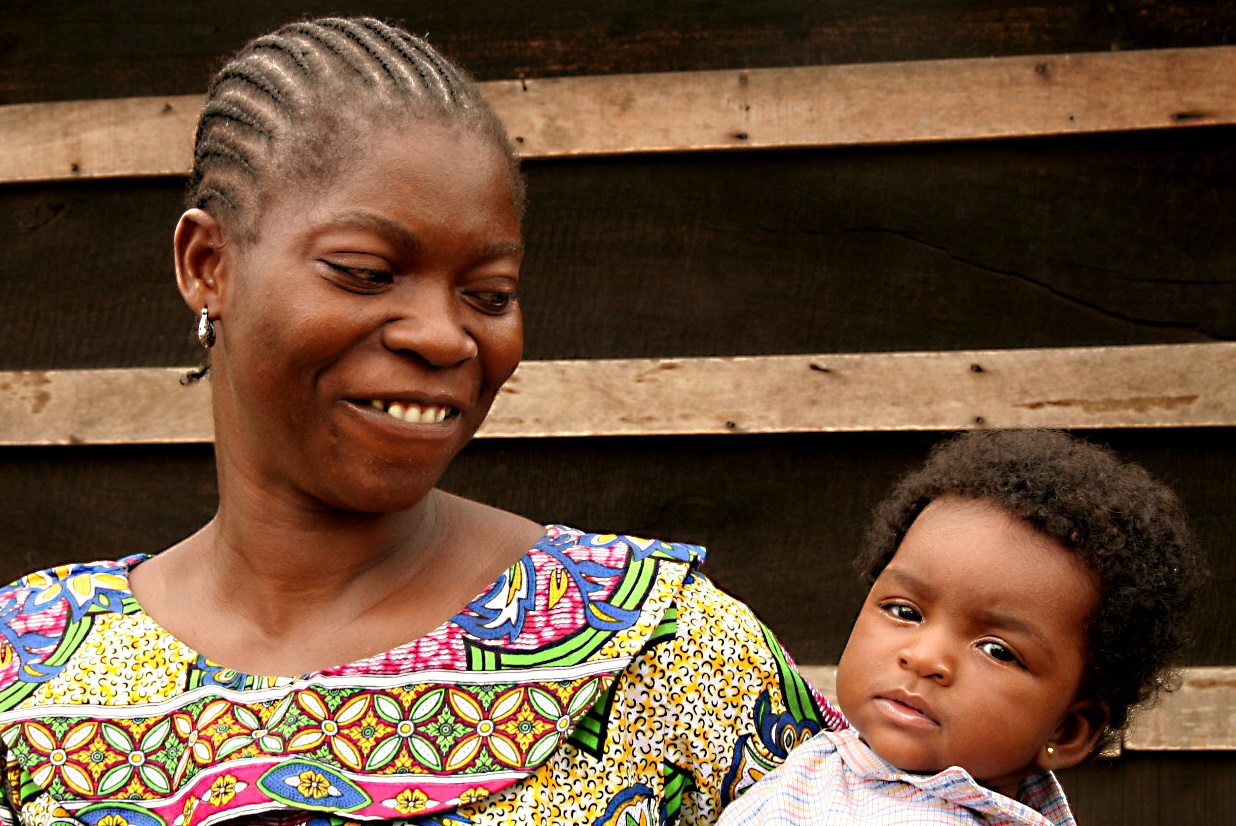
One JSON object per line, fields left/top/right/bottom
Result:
{"left": 1039, "top": 699, "right": 1110, "bottom": 771}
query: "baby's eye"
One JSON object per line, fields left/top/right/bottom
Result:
{"left": 978, "top": 641, "right": 1022, "bottom": 666}
{"left": 881, "top": 603, "right": 922, "bottom": 623}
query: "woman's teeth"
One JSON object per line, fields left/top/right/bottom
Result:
{"left": 369, "top": 400, "right": 450, "bottom": 424}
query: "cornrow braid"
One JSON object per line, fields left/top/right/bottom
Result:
{"left": 186, "top": 16, "right": 522, "bottom": 242}
{"left": 317, "top": 19, "right": 405, "bottom": 87}
{"left": 250, "top": 35, "right": 313, "bottom": 76}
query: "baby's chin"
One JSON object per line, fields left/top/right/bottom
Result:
{"left": 856, "top": 731, "right": 1030, "bottom": 792}
{"left": 855, "top": 732, "right": 945, "bottom": 775}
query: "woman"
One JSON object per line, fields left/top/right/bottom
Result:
{"left": 0, "top": 18, "right": 841, "bottom": 826}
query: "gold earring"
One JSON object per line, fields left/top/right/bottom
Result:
{"left": 197, "top": 307, "right": 216, "bottom": 349}
{"left": 1045, "top": 745, "right": 1055, "bottom": 759}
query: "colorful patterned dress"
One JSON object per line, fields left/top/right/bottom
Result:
{"left": 0, "top": 526, "right": 843, "bottom": 826}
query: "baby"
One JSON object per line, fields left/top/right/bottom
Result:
{"left": 720, "top": 429, "right": 1205, "bottom": 825}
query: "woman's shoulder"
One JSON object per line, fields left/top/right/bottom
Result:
{"left": 0, "top": 556, "right": 149, "bottom": 702}
{"left": 1, "top": 557, "right": 145, "bottom": 623}
{"left": 652, "top": 562, "right": 843, "bottom": 725}
{"left": 537, "top": 524, "right": 705, "bottom": 567}
{"left": 2, "top": 556, "right": 144, "bottom": 595}
{"left": 425, "top": 524, "right": 704, "bottom": 668}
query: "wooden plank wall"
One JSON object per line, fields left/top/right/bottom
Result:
{"left": 1, "top": 3, "right": 1234, "bottom": 822}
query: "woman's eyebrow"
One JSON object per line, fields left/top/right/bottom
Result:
{"left": 482, "top": 239, "right": 524, "bottom": 258}
{"left": 327, "top": 212, "right": 523, "bottom": 260}
{"left": 330, "top": 211, "right": 420, "bottom": 250}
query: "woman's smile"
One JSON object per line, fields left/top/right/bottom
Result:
{"left": 365, "top": 400, "right": 455, "bottom": 424}
{"left": 344, "top": 397, "right": 462, "bottom": 432}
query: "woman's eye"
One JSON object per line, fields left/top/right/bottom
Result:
{"left": 323, "top": 261, "right": 392, "bottom": 291}
{"left": 468, "top": 291, "right": 517, "bottom": 313}
{"left": 978, "top": 641, "right": 1022, "bottom": 665}
{"left": 882, "top": 603, "right": 922, "bottom": 623}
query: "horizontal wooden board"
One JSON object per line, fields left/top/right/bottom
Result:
{"left": 1, "top": 46, "right": 1233, "bottom": 183}
{"left": 492, "top": 46, "right": 1236, "bottom": 158}
{"left": 491, "top": 344, "right": 1236, "bottom": 435}
{"left": 0, "top": 96, "right": 199, "bottom": 182}
{"left": 798, "top": 666, "right": 1236, "bottom": 751}
{"left": 1, "top": 343, "right": 1233, "bottom": 446}
{"left": 1125, "top": 668, "right": 1236, "bottom": 751}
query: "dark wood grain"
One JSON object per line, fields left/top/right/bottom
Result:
{"left": 1064, "top": 751, "right": 1236, "bottom": 825}
{"left": 1, "top": 1, "right": 1234, "bottom": 105}
{"left": 0, "top": 179, "right": 192, "bottom": 371}
{"left": 2, "top": 127, "right": 1232, "bottom": 371}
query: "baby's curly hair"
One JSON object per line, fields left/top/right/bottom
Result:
{"left": 855, "top": 429, "right": 1205, "bottom": 753}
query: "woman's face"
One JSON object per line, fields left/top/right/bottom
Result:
{"left": 209, "top": 121, "right": 524, "bottom": 513}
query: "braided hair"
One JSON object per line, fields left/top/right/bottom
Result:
{"left": 187, "top": 16, "right": 523, "bottom": 243}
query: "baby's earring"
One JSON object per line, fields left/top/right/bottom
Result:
{"left": 1044, "top": 744, "right": 1056, "bottom": 763}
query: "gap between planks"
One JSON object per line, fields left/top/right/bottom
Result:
{"left": 0, "top": 46, "right": 1233, "bottom": 184}
{"left": 0, "top": 343, "right": 1232, "bottom": 446}
{"left": 799, "top": 665, "right": 1236, "bottom": 752}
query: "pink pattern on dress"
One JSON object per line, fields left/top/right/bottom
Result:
{"left": 323, "top": 529, "right": 629, "bottom": 677}
{"left": 0, "top": 592, "right": 70, "bottom": 685}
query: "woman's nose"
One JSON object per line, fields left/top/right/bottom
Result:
{"left": 379, "top": 285, "right": 478, "bottom": 367}
{"left": 898, "top": 632, "right": 953, "bottom": 685}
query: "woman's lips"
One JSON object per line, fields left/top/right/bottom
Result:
{"left": 366, "top": 399, "right": 454, "bottom": 424}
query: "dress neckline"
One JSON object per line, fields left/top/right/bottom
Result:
{"left": 117, "top": 526, "right": 558, "bottom": 683}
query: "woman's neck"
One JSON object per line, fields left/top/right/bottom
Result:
{"left": 130, "top": 487, "right": 544, "bottom": 676}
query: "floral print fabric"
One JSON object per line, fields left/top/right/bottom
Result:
{"left": 0, "top": 526, "right": 841, "bottom": 826}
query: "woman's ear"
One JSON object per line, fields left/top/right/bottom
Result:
{"left": 1038, "top": 699, "right": 1111, "bottom": 771}
{"left": 174, "top": 208, "right": 230, "bottom": 312}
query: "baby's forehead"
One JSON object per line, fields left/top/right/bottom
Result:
{"left": 880, "top": 497, "right": 1098, "bottom": 623}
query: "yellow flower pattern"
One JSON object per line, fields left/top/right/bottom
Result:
{"left": 386, "top": 787, "right": 432, "bottom": 815}
{"left": 294, "top": 770, "right": 332, "bottom": 800}
{"left": 205, "top": 773, "right": 240, "bottom": 806}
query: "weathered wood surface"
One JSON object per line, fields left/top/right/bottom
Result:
{"left": 4, "top": 129, "right": 1231, "bottom": 373}
{"left": 0, "top": 368, "right": 209, "bottom": 446}
{"left": 3, "top": 1, "right": 1233, "bottom": 105}
{"left": 494, "top": 46, "right": 1236, "bottom": 158}
{"left": 1125, "top": 667, "right": 1236, "bottom": 751}
{"left": 2, "top": 343, "right": 1232, "bottom": 446}
{"left": 491, "top": 344, "right": 1236, "bottom": 435}
{"left": 0, "top": 96, "right": 199, "bottom": 183}
{"left": 2, "top": 46, "right": 1234, "bottom": 183}
{"left": 798, "top": 666, "right": 1236, "bottom": 751}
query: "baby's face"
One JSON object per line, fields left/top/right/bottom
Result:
{"left": 836, "top": 496, "right": 1099, "bottom": 792}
